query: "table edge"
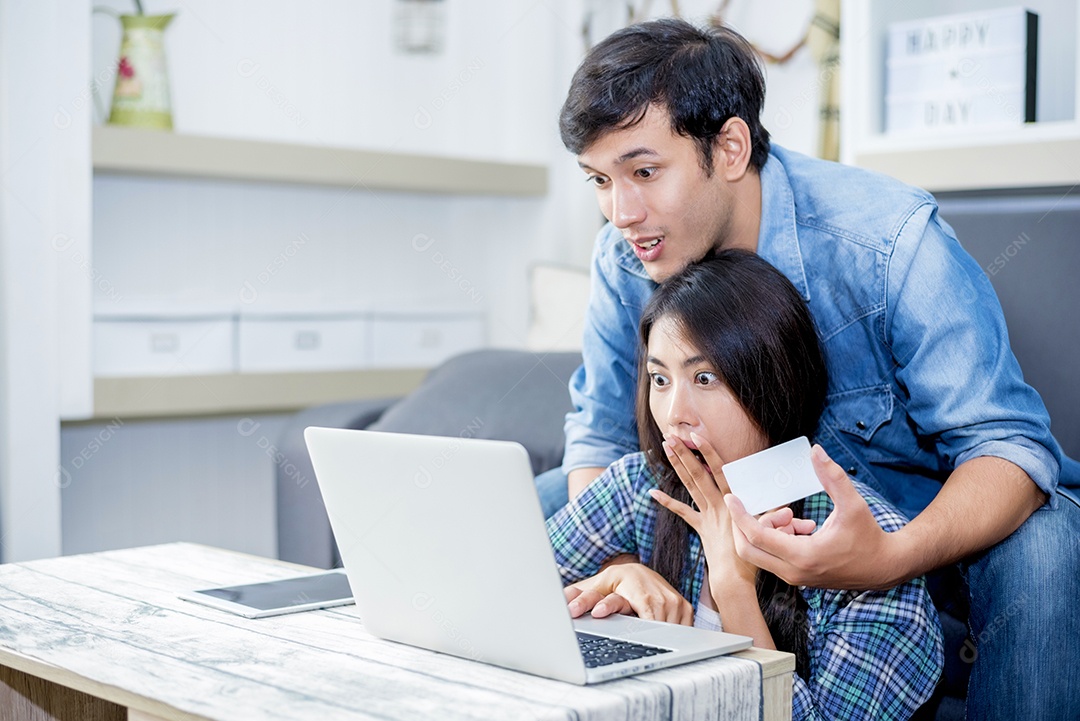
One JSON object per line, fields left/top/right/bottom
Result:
{"left": 0, "top": 647, "right": 210, "bottom": 721}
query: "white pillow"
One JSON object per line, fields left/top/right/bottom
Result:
{"left": 525, "top": 263, "right": 591, "bottom": 351}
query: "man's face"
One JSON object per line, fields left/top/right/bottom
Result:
{"left": 577, "top": 106, "right": 734, "bottom": 283}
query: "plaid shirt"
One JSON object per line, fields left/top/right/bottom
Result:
{"left": 547, "top": 452, "right": 943, "bottom": 721}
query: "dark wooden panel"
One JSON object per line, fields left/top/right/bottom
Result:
{"left": 0, "top": 665, "right": 124, "bottom": 721}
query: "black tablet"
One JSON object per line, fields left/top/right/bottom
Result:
{"left": 178, "top": 570, "right": 354, "bottom": 618}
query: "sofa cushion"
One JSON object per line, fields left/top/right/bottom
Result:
{"left": 525, "top": 263, "right": 590, "bottom": 352}
{"left": 367, "top": 349, "right": 583, "bottom": 476}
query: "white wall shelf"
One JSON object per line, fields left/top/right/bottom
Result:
{"left": 841, "top": 0, "right": 1080, "bottom": 192}
{"left": 93, "top": 125, "right": 549, "bottom": 197}
{"left": 853, "top": 121, "right": 1080, "bottom": 192}
{"left": 92, "top": 368, "right": 428, "bottom": 420}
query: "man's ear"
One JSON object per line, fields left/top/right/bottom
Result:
{"left": 713, "top": 117, "right": 754, "bottom": 182}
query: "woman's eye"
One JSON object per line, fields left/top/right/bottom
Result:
{"left": 650, "top": 373, "right": 669, "bottom": 388}
{"left": 695, "top": 371, "right": 718, "bottom": 385}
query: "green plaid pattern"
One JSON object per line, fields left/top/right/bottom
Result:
{"left": 547, "top": 452, "right": 943, "bottom": 720}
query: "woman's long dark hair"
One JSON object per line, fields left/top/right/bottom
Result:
{"left": 636, "top": 249, "right": 827, "bottom": 680}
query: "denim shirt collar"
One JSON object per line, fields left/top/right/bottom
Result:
{"left": 613, "top": 229, "right": 653, "bottom": 282}
{"left": 756, "top": 150, "right": 811, "bottom": 302}
{"left": 609, "top": 147, "right": 811, "bottom": 298}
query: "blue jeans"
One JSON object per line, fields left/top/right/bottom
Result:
{"left": 535, "top": 465, "right": 1080, "bottom": 719}
{"left": 535, "top": 465, "right": 570, "bottom": 520}
{"left": 961, "top": 487, "right": 1080, "bottom": 720}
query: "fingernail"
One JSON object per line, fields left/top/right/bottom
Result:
{"left": 662, "top": 441, "right": 673, "bottom": 454}
{"left": 689, "top": 431, "right": 702, "bottom": 444}
{"left": 594, "top": 601, "right": 607, "bottom": 614}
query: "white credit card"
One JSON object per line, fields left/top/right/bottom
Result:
{"left": 721, "top": 436, "right": 824, "bottom": 515}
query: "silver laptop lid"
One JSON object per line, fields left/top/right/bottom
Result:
{"left": 304, "top": 427, "right": 588, "bottom": 684}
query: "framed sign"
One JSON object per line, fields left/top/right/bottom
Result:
{"left": 885, "top": 7, "right": 1037, "bottom": 133}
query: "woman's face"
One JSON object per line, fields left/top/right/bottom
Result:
{"left": 646, "top": 315, "right": 768, "bottom": 467}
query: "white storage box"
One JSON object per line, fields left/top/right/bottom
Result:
{"left": 237, "top": 314, "right": 369, "bottom": 373}
{"left": 94, "top": 312, "right": 236, "bottom": 377}
{"left": 368, "top": 313, "right": 486, "bottom": 368}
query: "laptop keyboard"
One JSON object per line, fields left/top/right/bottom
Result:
{"left": 576, "top": 631, "right": 674, "bottom": 668}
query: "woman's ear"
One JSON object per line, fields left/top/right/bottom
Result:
{"left": 713, "top": 117, "right": 754, "bottom": 182}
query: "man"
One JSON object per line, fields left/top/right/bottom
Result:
{"left": 537, "top": 17, "right": 1080, "bottom": 720}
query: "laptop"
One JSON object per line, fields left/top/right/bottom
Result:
{"left": 304, "top": 427, "right": 752, "bottom": 685}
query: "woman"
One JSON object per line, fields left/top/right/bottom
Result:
{"left": 546, "top": 250, "right": 942, "bottom": 720}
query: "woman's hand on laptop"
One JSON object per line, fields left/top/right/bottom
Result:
{"left": 564, "top": 558, "right": 693, "bottom": 626}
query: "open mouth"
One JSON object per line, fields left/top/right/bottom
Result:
{"left": 629, "top": 236, "right": 664, "bottom": 263}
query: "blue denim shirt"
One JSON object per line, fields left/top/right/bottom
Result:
{"left": 563, "top": 145, "right": 1065, "bottom": 519}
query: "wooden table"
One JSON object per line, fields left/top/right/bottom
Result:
{"left": 0, "top": 543, "right": 794, "bottom": 720}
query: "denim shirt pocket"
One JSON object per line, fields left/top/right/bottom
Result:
{"left": 826, "top": 385, "right": 894, "bottom": 442}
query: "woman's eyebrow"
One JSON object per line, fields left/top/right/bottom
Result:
{"left": 647, "top": 355, "right": 707, "bottom": 368}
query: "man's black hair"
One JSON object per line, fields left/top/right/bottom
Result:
{"left": 559, "top": 18, "right": 771, "bottom": 173}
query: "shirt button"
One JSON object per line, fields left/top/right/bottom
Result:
{"left": 855, "top": 420, "right": 867, "bottom": 430}
{"left": 846, "top": 467, "right": 858, "bottom": 476}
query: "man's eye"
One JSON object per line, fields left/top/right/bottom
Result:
{"left": 635, "top": 168, "right": 656, "bottom": 179}
{"left": 587, "top": 175, "right": 609, "bottom": 187}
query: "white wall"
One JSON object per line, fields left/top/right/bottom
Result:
{"left": 0, "top": 0, "right": 91, "bottom": 561}
{"left": 61, "top": 414, "right": 287, "bottom": 557}
{"left": 89, "top": 0, "right": 600, "bottom": 353}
